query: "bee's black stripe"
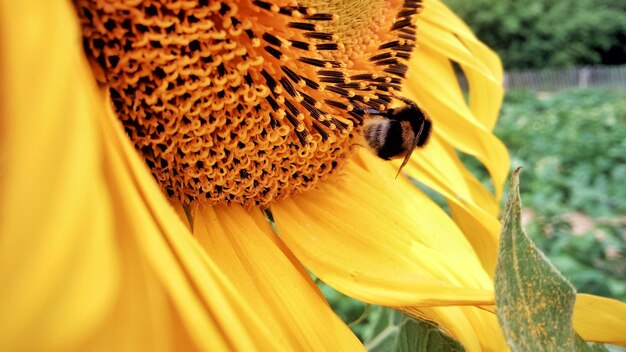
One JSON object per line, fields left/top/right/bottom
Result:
{"left": 413, "top": 118, "right": 432, "bottom": 146}
{"left": 377, "top": 120, "right": 405, "bottom": 160}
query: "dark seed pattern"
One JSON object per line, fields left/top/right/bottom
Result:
{"left": 75, "top": 0, "right": 423, "bottom": 207}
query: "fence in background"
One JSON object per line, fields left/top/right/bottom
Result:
{"left": 458, "top": 65, "right": 626, "bottom": 91}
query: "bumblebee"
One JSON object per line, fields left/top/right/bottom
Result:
{"left": 362, "top": 97, "right": 432, "bottom": 177}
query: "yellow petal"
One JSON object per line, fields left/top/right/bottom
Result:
{"left": 477, "top": 293, "right": 626, "bottom": 348}
{"left": 419, "top": 0, "right": 504, "bottom": 130}
{"left": 0, "top": 1, "right": 286, "bottom": 350}
{"left": 417, "top": 8, "right": 496, "bottom": 87}
{"left": 192, "top": 205, "right": 364, "bottom": 351}
{"left": 467, "top": 293, "right": 626, "bottom": 349}
{"left": 102, "top": 102, "right": 280, "bottom": 351}
{"left": 404, "top": 0, "right": 509, "bottom": 201}
{"left": 273, "top": 151, "right": 505, "bottom": 349}
{"left": 0, "top": 2, "right": 118, "bottom": 349}
{"left": 273, "top": 151, "right": 494, "bottom": 307}
{"left": 404, "top": 45, "right": 509, "bottom": 201}
{"left": 398, "top": 0, "right": 507, "bottom": 275}
{"left": 398, "top": 136, "right": 501, "bottom": 274}
{"left": 412, "top": 31, "right": 500, "bottom": 132}
{"left": 574, "top": 294, "right": 626, "bottom": 346}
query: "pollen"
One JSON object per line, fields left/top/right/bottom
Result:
{"left": 75, "top": 0, "right": 422, "bottom": 207}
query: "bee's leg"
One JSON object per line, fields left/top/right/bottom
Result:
{"left": 395, "top": 95, "right": 419, "bottom": 110}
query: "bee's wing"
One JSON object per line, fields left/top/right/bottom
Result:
{"left": 395, "top": 122, "right": 426, "bottom": 179}
{"left": 363, "top": 108, "right": 387, "bottom": 117}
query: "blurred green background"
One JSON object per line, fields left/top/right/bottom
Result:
{"left": 318, "top": 0, "right": 626, "bottom": 349}
{"left": 463, "top": 88, "right": 626, "bottom": 302}
{"left": 445, "top": 0, "right": 626, "bottom": 69}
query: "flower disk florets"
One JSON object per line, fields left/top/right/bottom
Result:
{"left": 76, "top": 0, "right": 421, "bottom": 207}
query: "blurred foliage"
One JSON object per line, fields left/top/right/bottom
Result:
{"left": 444, "top": 0, "right": 626, "bottom": 69}
{"left": 317, "top": 281, "right": 372, "bottom": 340}
{"left": 468, "top": 88, "right": 626, "bottom": 301}
{"left": 366, "top": 308, "right": 463, "bottom": 352}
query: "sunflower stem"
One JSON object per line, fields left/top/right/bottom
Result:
{"left": 348, "top": 303, "right": 372, "bottom": 328}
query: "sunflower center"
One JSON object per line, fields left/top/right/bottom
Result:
{"left": 299, "top": 0, "right": 397, "bottom": 65}
{"left": 75, "top": 0, "right": 421, "bottom": 207}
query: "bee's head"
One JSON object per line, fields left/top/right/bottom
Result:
{"left": 415, "top": 116, "right": 432, "bottom": 147}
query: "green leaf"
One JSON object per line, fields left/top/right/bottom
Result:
{"left": 364, "top": 308, "right": 405, "bottom": 352}
{"left": 364, "top": 308, "right": 464, "bottom": 352}
{"left": 495, "top": 168, "right": 607, "bottom": 351}
{"left": 575, "top": 337, "right": 611, "bottom": 352}
{"left": 394, "top": 318, "right": 464, "bottom": 352}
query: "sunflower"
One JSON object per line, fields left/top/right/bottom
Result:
{"left": 1, "top": 0, "right": 625, "bottom": 351}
